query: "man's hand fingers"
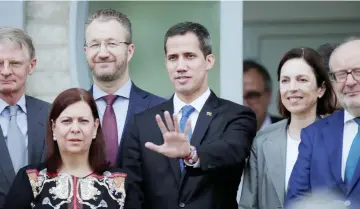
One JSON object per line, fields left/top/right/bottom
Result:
{"left": 156, "top": 114, "right": 168, "bottom": 134}
{"left": 173, "top": 114, "right": 181, "bottom": 132}
{"left": 184, "top": 120, "right": 191, "bottom": 138}
{"left": 145, "top": 142, "right": 163, "bottom": 153}
{"left": 164, "top": 111, "right": 175, "bottom": 131}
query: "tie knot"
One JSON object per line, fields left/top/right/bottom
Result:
{"left": 355, "top": 117, "right": 360, "bottom": 126}
{"left": 181, "top": 105, "right": 195, "bottom": 118}
{"left": 8, "top": 105, "right": 19, "bottom": 117}
{"left": 102, "top": 95, "right": 118, "bottom": 106}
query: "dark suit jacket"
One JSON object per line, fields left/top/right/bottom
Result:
{"left": 0, "top": 95, "right": 50, "bottom": 208}
{"left": 121, "top": 91, "right": 257, "bottom": 209}
{"left": 285, "top": 109, "right": 360, "bottom": 209}
{"left": 89, "top": 82, "right": 166, "bottom": 166}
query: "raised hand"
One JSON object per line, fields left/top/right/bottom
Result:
{"left": 145, "top": 111, "right": 192, "bottom": 158}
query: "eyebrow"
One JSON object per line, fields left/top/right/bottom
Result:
{"left": 88, "top": 38, "right": 117, "bottom": 43}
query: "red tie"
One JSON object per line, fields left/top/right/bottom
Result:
{"left": 102, "top": 95, "right": 118, "bottom": 165}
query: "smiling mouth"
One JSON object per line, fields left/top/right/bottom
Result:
{"left": 176, "top": 76, "right": 191, "bottom": 80}
{"left": 287, "top": 96, "right": 303, "bottom": 101}
{"left": 345, "top": 91, "right": 360, "bottom": 96}
{"left": 68, "top": 139, "right": 81, "bottom": 142}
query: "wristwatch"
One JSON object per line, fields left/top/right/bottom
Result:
{"left": 184, "top": 146, "right": 197, "bottom": 166}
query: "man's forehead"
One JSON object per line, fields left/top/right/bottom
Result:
{"left": 330, "top": 41, "right": 360, "bottom": 70}
{"left": 0, "top": 41, "right": 29, "bottom": 59}
{"left": 86, "top": 19, "right": 127, "bottom": 40}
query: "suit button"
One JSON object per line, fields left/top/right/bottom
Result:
{"left": 179, "top": 202, "right": 185, "bottom": 208}
{"left": 344, "top": 200, "right": 351, "bottom": 206}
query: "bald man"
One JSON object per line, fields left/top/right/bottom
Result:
{"left": 286, "top": 39, "right": 360, "bottom": 209}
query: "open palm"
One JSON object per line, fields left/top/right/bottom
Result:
{"left": 145, "top": 111, "right": 191, "bottom": 158}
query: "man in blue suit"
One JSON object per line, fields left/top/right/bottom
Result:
{"left": 84, "top": 9, "right": 165, "bottom": 166}
{"left": 286, "top": 39, "right": 360, "bottom": 208}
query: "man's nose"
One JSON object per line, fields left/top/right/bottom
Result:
{"left": 97, "top": 44, "right": 110, "bottom": 58}
{"left": 0, "top": 61, "right": 12, "bottom": 76}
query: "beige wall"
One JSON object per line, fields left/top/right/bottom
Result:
{"left": 25, "top": 1, "right": 72, "bottom": 103}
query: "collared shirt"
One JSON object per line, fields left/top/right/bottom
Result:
{"left": 0, "top": 95, "right": 28, "bottom": 146}
{"left": 93, "top": 79, "right": 132, "bottom": 144}
{"left": 259, "top": 114, "right": 272, "bottom": 132}
{"left": 173, "top": 88, "right": 211, "bottom": 167}
{"left": 341, "top": 110, "right": 360, "bottom": 181}
{"left": 173, "top": 88, "right": 211, "bottom": 132}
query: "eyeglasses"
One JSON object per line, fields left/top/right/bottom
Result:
{"left": 84, "top": 41, "right": 130, "bottom": 50}
{"left": 329, "top": 69, "right": 360, "bottom": 83}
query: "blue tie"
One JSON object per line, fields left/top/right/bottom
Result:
{"left": 345, "top": 118, "right": 360, "bottom": 187}
{"left": 179, "top": 105, "right": 196, "bottom": 172}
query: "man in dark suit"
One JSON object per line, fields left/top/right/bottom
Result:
{"left": 84, "top": 9, "right": 165, "bottom": 166}
{"left": 286, "top": 39, "right": 360, "bottom": 208}
{"left": 0, "top": 28, "right": 50, "bottom": 208}
{"left": 243, "top": 60, "right": 282, "bottom": 132}
{"left": 121, "top": 22, "right": 257, "bottom": 209}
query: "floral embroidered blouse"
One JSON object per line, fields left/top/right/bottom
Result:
{"left": 4, "top": 164, "right": 139, "bottom": 209}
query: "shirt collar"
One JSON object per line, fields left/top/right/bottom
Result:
{"left": 0, "top": 94, "right": 27, "bottom": 114}
{"left": 93, "top": 79, "right": 132, "bottom": 100}
{"left": 173, "top": 88, "right": 211, "bottom": 115}
{"left": 344, "top": 109, "right": 357, "bottom": 124}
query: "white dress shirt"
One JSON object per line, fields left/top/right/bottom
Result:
{"left": 93, "top": 79, "right": 132, "bottom": 144}
{"left": 285, "top": 131, "right": 301, "bottom": 191}
{"left": 173, "top": 88, "right": 211, "bottom": 167}
{"left": 341, "top": 110, "right": 360, "bottom": 181}
{"left": 0, "top": 95, "right": 28, "bottom": 146}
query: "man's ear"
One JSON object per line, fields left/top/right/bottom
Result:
{"left": 28, "top": 58, "right": 37, "bottom": 75}
{"left": 205, "top": 54, "right": 215, "bottom": 72}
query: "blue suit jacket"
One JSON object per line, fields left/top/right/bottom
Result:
{"left": 89, "top": 82, "right": 166, "bottom": 167}
{"left": 285, "top": 109, "right": 360, "bottom": 208}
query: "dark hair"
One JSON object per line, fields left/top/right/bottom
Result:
{"left": 243, "top": 59, "right": 272, "bottom": 92}
{"left": 277, "top": 47, "right": 336, "bottom": 118}
{"left": 317, "top": 43, "right": 338, "bottom": 72}
{"left": 164, "top": 22, "right": 212, "bottom": 57}
{"left": 46, "top": 88, "right": 108, "bottom": 174}
{"left": 86, "top": 8, "right": 132, "bottom": 43}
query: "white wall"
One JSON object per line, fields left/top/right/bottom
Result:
{"left": 0, "top": 1, "right": 25, "bottom": 29}
{"left": 243, "top": 1, "right": 360, "bottom": 115}
{"left": 244, "top": 1, "right": 360, "bottom": 22}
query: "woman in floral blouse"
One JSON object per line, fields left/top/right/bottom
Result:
{"left": 4, "top": 88, "right": 139, "bottom": 209}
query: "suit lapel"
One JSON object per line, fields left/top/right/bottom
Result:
{"left": 179, "top": 92, "right": 219, "bottom": 186}
{"left": 262, "top": 121, "right": 287, "bottom": 204}
{"left": 0, "top": 127, "right": 15, "bottom": 184}
{"left": 120, "top": 84, "right": 150, "bottom": 146}
{"left": 26, "top": 96, "right": 47, "bottom": 164}
{"left": 189, "top": 91, "right": 219, "bottom": 147}
{"left": 322, "top": 110, "right": 346, "bottom": 193}
{"left": 159, "top": 98, "right": 181, "bottom": 184}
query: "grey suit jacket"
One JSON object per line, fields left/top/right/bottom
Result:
{"left": 239, "top": 119, "right": 288, "bottom": 209}
{"left": 0, "top": 95, "right": 50, "bottom": 208}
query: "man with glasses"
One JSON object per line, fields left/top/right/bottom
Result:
{"left": 84, "top": 9, "right": 165, "bottom": 166}
{"left": 285, "top": 39, "right": 360, "bottom": 208}
{"left": 243, "top": 60, "right": 282, "bottom": 132}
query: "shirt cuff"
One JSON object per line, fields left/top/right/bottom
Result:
{"left": 193, "top": 158, "right": 200, "bottom": 168}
